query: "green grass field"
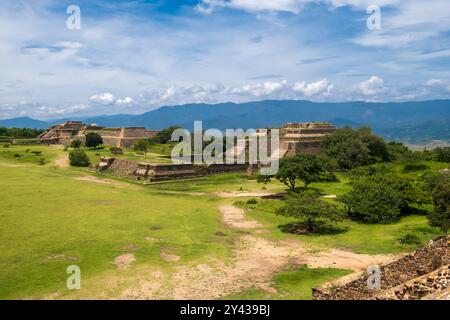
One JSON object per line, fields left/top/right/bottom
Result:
{"left": 0, "top": 144, "right": 446, "bottom": 299}
{"left": 224, "top": 266, "right": 352, "bottom": 300}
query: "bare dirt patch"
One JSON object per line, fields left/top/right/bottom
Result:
{"left": 74, "top": 176, "right": 133, "bottom": 188}
{"left": 298, "top": 249, "right": 401, "bottom": 272}
{"left": 47, "top": 254, "right": 78, "bottom": 261}
{"left": 220, "top": 205, "right": 262, "bottom": 229}
{"left": 160, "top": 252, "right": 181, "bottom": 262}
{"left": 144, "top": 237, "right": 160, "bottom": 242}
{"left": 120, "top": 244, "right": 139, "bottom": 251}
{"left": 53, "top": 155, "right": 69, "bottom": 168}
{"left": 113, "top": 253, "right": 136, "bottom": 269}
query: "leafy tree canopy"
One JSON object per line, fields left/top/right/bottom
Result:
{"left": 149, "top": 126, "right": 182, "bottom": 144}
{"left": 277, "top": 193, "right": 346, "bottom": 232}
{"left": 275, "top": 154, "right": 331, "bottom": 191}
{"left": 428, "top": 179, "right": 450, "bottom": 232}
{"left": 84, "top": 132, "right": 103, "bottom": 148}
{"left": 340, "top": 177, "right": 403, "bottom": 224}
{"left": 321, "top": 126, "right": 388, "bottom": 169}
{"left": 133, "top": 139, "right": 150, "bottom": 155}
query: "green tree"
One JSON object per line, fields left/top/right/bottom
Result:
{"left": 435, "top": 147, "right": 450, "bottom": 163}
{"left": 275, "top": 154, "right": 328, "bottom": 191}
{"left": 340, "top": 177, "right": 402, "bottom": 224}
{"left": 70, "top": 139, "right": 82, "bottom": 149}
{"left": 420, "top": 170, "right": 450, "bottom": 193}
{"left": 359, "top": 128, "right": 389, "bottom": 161}
{"left": 69, "top": 150, "right": 90, "bottom": 167}
{"left": 321, "top": 127, "right": 388, "bottom": 169}
{"left": 84, "top": 132, "right": 103, "bottom": 149}
{"left": 277, "top": 194, "right": 346, "bottom": 232}
{"left": 427, "top": 180, "right": 450, "bottom": 232}
{"left": 386, "top": 141, "right": 409, "bottom": 161}
{"left": 149, "top": 126, "right": 182, "bottom": 144}
{"left": 133, "top": 139, "right": 150, "bottom": 155}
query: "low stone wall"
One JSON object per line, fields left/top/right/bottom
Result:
{"left": 100, "top": 158, "right": 139, "bottom": 179}
{"left": 97, "top": 157, "right": 251, "bottom": 182}
{"left": 313, "top": 235, "right": 449, "bottom": 300}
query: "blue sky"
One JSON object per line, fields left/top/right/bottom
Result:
{"left": 0, "top": 0, "right": 450, "bottom": 119}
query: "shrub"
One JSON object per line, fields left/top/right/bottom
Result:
{"left": 31, "top": 151, "right": 42, "bottom": 155}
{"left": 37, "top": 158, "right": 46, "bottom": 166}
{"left": 69, "top": 150, "right": 91, "bottom": 167}
{"left": 403, "top": 163, "right": 430, "bottom": 172}
{"left": 428, "top": 180, "right": 450, "bottom": 232}
{"left": 70, "top": 140, "right": 82, "bottom": 149}
{"left": 340, "top": 177, "right": 402, "bottom": 224}
{"left": 14, "top": 153, "right": 21, "bottom": 158}
{"left": 110, "top": 147, "right": 123, "bottom": 155}
{"left": 85, "top": 132, "right": 103, "bottom": 149}
{"left": 246, "top": 198, "right": 258, "bottom": 205}
{"left": 435, "top": 147, "right": 450, "bottom": 163}
{"left": 397, "top": 233, "right": 421, "bottom": 245}
{"left": 3, "top": 144, "right": 10, "bottom": 148}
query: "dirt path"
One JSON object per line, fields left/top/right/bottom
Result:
{"left": 119, "top": 203, "right": 398, "bottom": 300}
{"left": 220, "top": 205, "right": 262, "bottom": 229}
{"left": 53, "top": 154, "right": 69, "bottom": 168}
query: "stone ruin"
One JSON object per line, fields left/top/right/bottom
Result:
{"left": 313, "top": 235, "right": 450, "bottom": 300}
{"left": 38, "top": 121, "right": 159, "bottom": 147}
{"left": 97, "top": 157, "right": 252, "bottom": 182}
{"left": 279, "top": 122, "right": 336, "bottom": 157}
{"left": 226, "top": 122, "right": 337, "bottom": 160}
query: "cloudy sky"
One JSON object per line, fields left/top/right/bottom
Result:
{"left": 1, "top": 0, "right": 450, "bottom": 119}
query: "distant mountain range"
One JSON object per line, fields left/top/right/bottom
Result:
{"left": 1, "top": 99, "right": 449, "bottom": 143}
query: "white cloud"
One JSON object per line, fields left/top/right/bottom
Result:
{"left": 426, "top": 79, "right": 443, "bottom": 86}
{"left": 198, "top": 0, "right": 399, "bottom": 14}
{"left": 160, "top": 86, "right": 176, "bottom": 101}
{"left": 425, "top": 78, "right": 450, "bottom": 92}
{"left": 115, "top": 96, "right": 136, "bottom": 106}
{"left": 231, "top": 80, "right": 288, "bottom": 96}
{"left": 89, "top": 93, "right": 116, "bottom": 105}
{"left": 293, "top": 79, "right": 333, "bottom": 96}
{"left": 353, "top": 0, "right": 450, "bottom": 48}
{"left": 358, "top": 76, "right": 386, "bottom": 95}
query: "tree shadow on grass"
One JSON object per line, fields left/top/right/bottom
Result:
{"left": 278, "top": 221, "right": 349, "bottom": 236}
{"left": 402, "top": 206, "right": 429, "bottom": 216}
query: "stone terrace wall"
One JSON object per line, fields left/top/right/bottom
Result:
{"left": 98, "top": 157, "right": 250, "bottom": 182}
{"left": 313, "top": 235, "right": 449, "bottom": 300}
{"left": 102, "top": 158, "right": 139, "bottom": 179}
